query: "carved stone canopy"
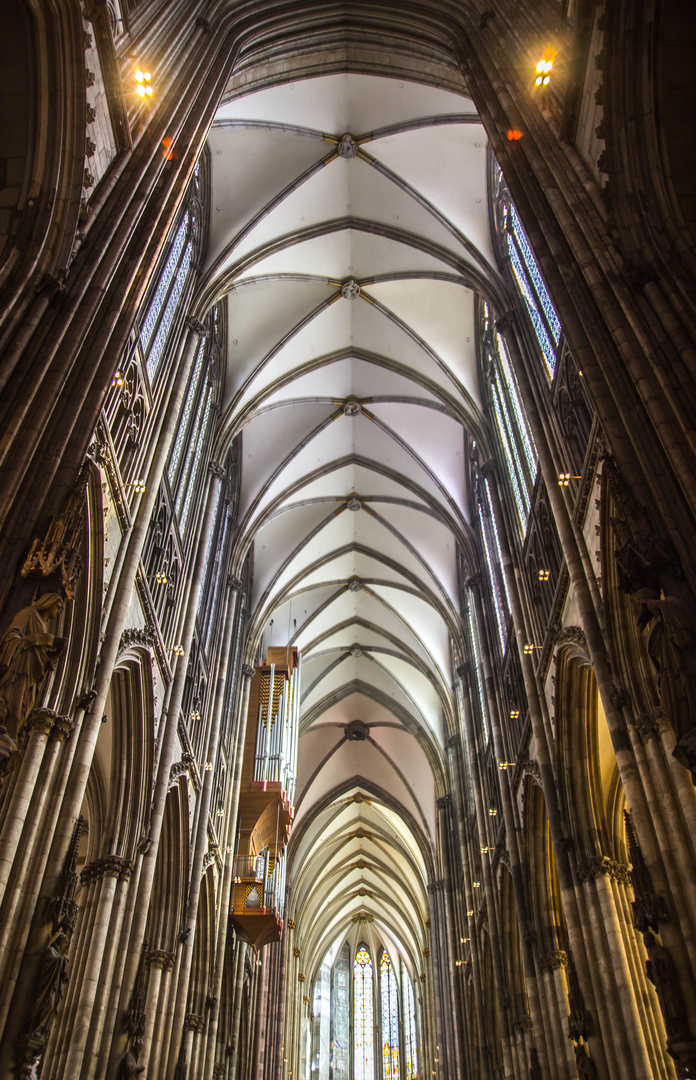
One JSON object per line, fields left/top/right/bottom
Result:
{"left": 345, "top": 719, "right": 370, "bottom": 741}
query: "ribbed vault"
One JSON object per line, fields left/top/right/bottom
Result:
{"left": 199, "top": 71, "right": 500, "bottom": 973}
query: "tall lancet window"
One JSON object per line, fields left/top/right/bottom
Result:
{"left": 482, "top": 302, "right": 537, "bottom": 534}
{"left": 380, "top": 951, "right": 400, "bottom": 1080}
{"left": 492, "top": 162, "right": 561, "bottom": 378}
{"left": 354, "top": 946, "right": 374, "bottom": 1080}
{"left": 402, "top": 972, "right": 418, "bottom": 1080}
{"left": 140, "top": 210, "right": 194, "bottom": 382}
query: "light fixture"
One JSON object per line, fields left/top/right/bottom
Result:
{"left": 203, "top": 761, "right": 213, "bottom": 771}
{"left": 127, "top": 479, "right": 146, "bottom": 494}
{"left": 472, "top": 881, "right": 481, "bottom": 888}
{"left": 498, "top": 761, "right": 516, "bottom": 771}
{"left": 488, "top": 808, "right": 498, "bottom": 816}
{"left": 135, "top": 69, "right": 153, "bottom": 97}
{"left": 467, "top": 909, "right": 475, "bottom": 917}
{"left": 535, "top": 59, "right": 553, "bottom": 86}
{"left": 111, "top": 370, "right": 124, "bottom": 388}
{"left": 155, "top": 571, "right": 168, "bottom": 585}
{"left": 538, "top": 568, "right": 550, "bottom": 581}
{"left": 558, "top": 472, "right": 581, "bottom": 486}
{"left": 168, "top": 644, "right": 184, "bottom": 657}
{"left": 523, "top": 643, "right": 541, "bottom": 655}
{"left": 190, "top": 710, "right": 201, "bottom": 721}
{"left": 510, "top": 709, "right": 520, "bottom": 719}
{"left": 460, "top": 937, "right": 470, "bottom": 944}
{"left": 216, "top": 808, "right": 224, "bottom": 817}
{"left": 480, "top": 846, "right": 489, "bottom": 854}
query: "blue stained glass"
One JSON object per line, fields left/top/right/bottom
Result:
{"left": 496, "top": 335, "right": 537, "bottom": 475}
{"left": 510, "top": 205, "right": 561, "bottom": 344}
{"left": 176, "top": 377, "right": 209, "bottom": 518}
{"left": 169, "top": 337, "right": 207, "bottom": 486}
{"left": 507, "top": 237, "right": 557, "bottom": 377}
{"left": 491, "top": 378, "right": 530, "bottom": 529}
{"left": 354, "top": 947, "right": 374, "bottom": 1080}
{"left": 180, "top": 384, "right": 213, "bottom": 532}
{"left": 468, "top": 605, "right": 489, "bottom": 741}
{"left": 480, "top": 514, "right": 506, "bottom": 651}
{"left": 403, "top": 973, "right": 417, "bottom": 1080}
{"left": 380, "top": 952, "right": 400, "bottom": 1080}
{"left": 485, "top": 479, "right": 512, "bottom": 609}
{"left": 198, "top": 480, "right": 223, "bottom": 616}
{"left": 146, "top": 240, "right": 192, "bottom": 380}
{"left": 140, "top": 213, "right": 189, "bottom": 352}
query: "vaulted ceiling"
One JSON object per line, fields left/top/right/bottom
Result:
{"left": 200, "top": 72, "right": 500, "bottom": 970}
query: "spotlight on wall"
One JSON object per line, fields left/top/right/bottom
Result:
{"left": 127, "top": 479, "right": 146, "bottom": 493}
{"left": 155, "top": 570, "right": 168, "bottom": 585}
{"left": 203, "top": 761, "right": 213, "bottom": 771}
{"left": 135, "top": 69, "right": 153, "bottom": 97}
{"left": 168, "top": 644, "right": 184, "bottom": 657}
{"left": 510, "top": 708, "right": 520, "bottom": 719}
{"left": 190, "top": 710, "right": 201, "bottom": 721}
{"left": 472, "top": 881, "right": 481, "bottom": 888}
{"left": 498, "top": 761, "right": 516, "bottom": 770}
{"left": 488, "top": 807, "right": 498, "bottom": 816}
{"left": 557, "top": 472, "right": 581, "bottom": 486}
{"left": 480, "top": 846, "right": 489, "bottom": 854}
{"left": 111, "top": 370, "right": 124, "bottom": 388}
{"left": 538, "top": 568, "right": 550, "bottom": 581}
{"left": 535, "top": 59, "right": 553, "bottom": 86}
{"left": 523, "top": 643, "right": 541, "bottom": 655}
{"left": 467, "top": 909, "right": 475, "bottom": 917}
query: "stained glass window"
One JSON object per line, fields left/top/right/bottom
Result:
{"left": 140, "top": 213, "right": 189, "bottom": 353}
{"left": 146, "top": 240, "right": 192, "bottom": 380}
{"left": 332, "top": 943, "right": 350, "bottom": 1080}
{"left": 380, "top": 951, "right": 400, "bottom": 1080}
{"left": 168, "top": 336, "right": 207, "bottom": 486}
{"left": 354, "top": 947, "right": 374, "bottom": 1080}
{"left": 494, "top": 163, "right": 562, "bottom": 378}
{"left": 179, "top": 381, "right": 214, "bottom": 532}
{"left": 402, "top": 972, "right": 417, "bottom": 1080}
{"left": 468, "top": 604, "right": 489, "bottom": 742}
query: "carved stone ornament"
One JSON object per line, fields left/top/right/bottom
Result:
{"left": 149, "top": 950, "right": 175, "bottom": 971}
{"left": 643, "top": 931, "right": 694, "bottom": 1042}
{"left": 539, "top": 949, "right": 567, "bottom": 973}
{"left": 293, "top": 947, "right": 301, "bottom": 958}
{"left": 343, "top": 399, "right": 361, "bottom": 416}
{"left": 351, "top": 912, "right": 373, "bottom": 923}
{"left": 511, "top": 1014, "right": 533, "bottom": 1035}
{"left": 184, "top": 315, "right": 209, "bottom": 337}
{"left": 118, "top": 625, "right": 156, "bottom": 654}
{"left": 348, "top": 578, "right": 362, "bottom": 592}
{"left": 209, "top": 460, "right": 226, "bottom": 479}
{"left": 242, "top": 664, "right": 256, "bottom": 679}
{"left": 184, "top": 1013, "right": 205, "bottom": 1034}
{"left": 345, "top": 719, "right": 370, "bottom": 741}
{"left": 436, "top": 793, "right": 452, "bottom": 810}
{"left": 574, "top": 1043, "right": 599, "bottom": 1079}
{"left": 45, "top": 816, "right": 86, "bottom": 937}
{"left": 228, "top": 575, "right": 243, "bottom": 591}
{"left": 456, "top": 663, "right": 470, "bottom": 682}
{"left": 625, "top": 811, "right": 668, "bottom": 933}
{"left": 630, "top": 706, "right": 670, "bottom": 744}
{"left": 338, "top": 134, "right": 358, "bottom": 159}
{"left": 0, "top": 596, "right": 67, "bottom": 768}
{"left": 341, "top": 279, "right": 361, "bottom": 300}
{"left": 554, "top": 625, "right": 586, "bottom": 649}
{"left": 346, "top": 497, "right": 361, "bottom": 511}
{"left": 576, "top": 855, "right": 631, "bottom": 886}
{"left": 21, "top": 461, "right": 92, "bottom": 598}
{"left": 446, "top": 733, "right": 460, "bottom": 749}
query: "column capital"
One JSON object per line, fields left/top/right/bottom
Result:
{"left": 242, "top": 663, "right": 256, "bottom": 679}
{"left": 184, "top": 316, "right": 209, "bottom": 337}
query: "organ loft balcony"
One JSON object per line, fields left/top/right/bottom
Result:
{"left": 231, "top": 647, "right": 300, "bottom": 948}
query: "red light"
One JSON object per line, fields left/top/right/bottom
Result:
{"left": 507, "top": 129, "right": 524, "bottom": 141}
{"left": 161, "top": 136, "right": 174, "bottom": 161}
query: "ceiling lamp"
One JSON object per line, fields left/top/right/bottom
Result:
{"left": 135, "top": 69, "right": 153, "bottom": 97}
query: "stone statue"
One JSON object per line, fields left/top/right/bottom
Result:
{"left": 0, "top": 594, "right": 66, "bottom": 762}
{"left": 120, "top": 1036, "right": 145, "bottom": 1078}
{"left": 574, "top": 1042, "right": 598, "bottom": 1078}
{"left": 643, "top": 931, "right": 691, "bottom": 1039}
{"left": 24, "top": 932, "right": 70, "bottom": 1046}
{"left": 634, "top": 588, "right": 696, "bottom": 778}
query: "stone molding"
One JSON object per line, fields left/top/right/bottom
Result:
{"left": 184, "top": 316, "right": 209, "bottom": 337}
{"left": 242, "top": 664, "right": 256, "bottom": 679}
{"left": 576, "top": 855, "right": 631, "bottom": 885}
{"left": 185, "top": 1012, "right": 206, "bottom": 1033}
{"left": 118, "top": 625, "right": 156, "bottom": 654}
{"left": 149, "top": 949, "right": 175, "bottom": 971}
{"left": 539, "top": 949, "right": 567, "bottom": 972}
{"left": 81, "top": 855, "right": 134, "bottom": 884}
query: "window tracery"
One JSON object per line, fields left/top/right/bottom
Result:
{"left": 402, "top": 972, "right": 417, "bottom": 1080}
{"left": 354, "top": 946, "right": 374, "bottom": 1080}
{"left": 380, "top": 950, "right": 400, "bottom": 1080}
{"left": 492, "top": 163, "right": 561, "bottom": 378}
